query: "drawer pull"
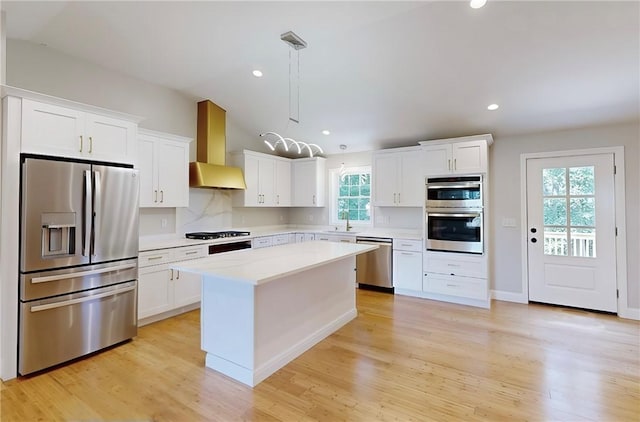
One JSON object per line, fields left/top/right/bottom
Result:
{"left": 185, "top": 251, "right": 199, "bottom": 255}
{"left": 447, "top": 263, "right": 461, "bottom": 267}
{"left": 446, "top": 283, "right": 459, "bottom": 287}
{"left": 147, "top": 256, "right": 164, "bottom": 261}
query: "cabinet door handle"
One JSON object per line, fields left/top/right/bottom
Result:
{"left": 89, "top": 136, "right": 93, "bottom": 153}
{"left": 160, "top": 190, "right": 164, "bottom": 203}
{"left": 398, "top": 193, "right": 401, "bottom": 203}
{"left": 448, "top": 159, "right": 451, "bottom": 171}
{"left": 393, "top": 193, "right": 396, "bottom": 204}
{"left": 176, "top": 270, "right": 180, "bottom": 280}
{"left": 154, "top": 190, "right": 158, "bottom": 203}
{"left": 79, "top": 135, "right": 83, "bottom": 152}
{"left": 170, "top": 269, "right": 174, "bottom": 280}
{"left": 277, "top": 194, "right": 280, "bottom": 205}
{"left": 312, "top": 195, "right": 316, "bottom": 205}
{"left": 453, "top": 158, "right": 457, "bottom": 170}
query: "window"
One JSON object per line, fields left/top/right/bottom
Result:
{"left": 330, "top": 166, "right": 372, "bottom": 227}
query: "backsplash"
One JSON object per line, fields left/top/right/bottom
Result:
{"left": 140, "top": 189, "right": 290, "bottom": 236}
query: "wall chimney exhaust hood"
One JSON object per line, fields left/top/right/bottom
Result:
{"left": 189, "top": 100, "right": 246, "bottom": 189}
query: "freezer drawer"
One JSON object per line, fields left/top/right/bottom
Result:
{"left": 20, "top": 259, "right": 137, "bottom": 301}
{"left": 19, "top": 281, "right": 137, "bottom": 375}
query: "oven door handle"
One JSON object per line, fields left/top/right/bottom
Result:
{"left": 29, "top": 285, "right": 136, "bottom": 313}
{"left": 428, "top": 213, "right": 481, "bottom": 218}
{"left": 427, "top": 183, "right": 481, "bottom": 189}
{"left": 30, "top": 264, "right": 137, "bottom": 284}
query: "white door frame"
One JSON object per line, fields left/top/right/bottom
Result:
{"left": 520, "top": 147, "right": 631, "bottom": 318}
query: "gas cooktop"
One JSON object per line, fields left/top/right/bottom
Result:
{"left": 185, "top": 231, "right": 251, "bottom": 240}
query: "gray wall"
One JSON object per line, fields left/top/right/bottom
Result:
{"left": 489, "top": 122, "right": 640, "bottom": 308}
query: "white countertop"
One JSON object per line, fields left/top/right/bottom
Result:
{"left": 140, "top": 225, "right": 422, "bottom": 252}
{"left": 172, "top": 241, "right": 378, "bottom": 286}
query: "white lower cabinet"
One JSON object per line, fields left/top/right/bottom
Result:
{"left": 138, "top": 265, "right": 173, "bottom": 319}
{"left": 422, "top": 251, "right": 489, "bottom": 308}
{"left": 392, "top": 239, "right": 423, "bottom": 292}
{"left": 138, "top": 245, "right": 207, "bottom": 323}
{"left": 295, "top": 233, "right": 316, "bottom": 243}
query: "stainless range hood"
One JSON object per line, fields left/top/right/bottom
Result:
{"left": 189, "top": 100, "right": 246, "bottom": 189}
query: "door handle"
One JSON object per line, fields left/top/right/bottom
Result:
{"left": 154, "top": 190, "right": 158, "bottom": 203}
{"left": 89, "top": 136, "right": 93, "bottom": 153}
{"left": 79, "top": 135, "right": 83, "bottom": 152}
{"left": 160, "top": 190, "right": 164, "bottom": 203}
{"left": 83, "top": 170, "right": 92, "bottom": 257}
{"left": 31, "top": 263, "right": 137, "bottom": 284}
{"left": 30, "top": 285, "right": 136, "bottom": 312}
{"left": 92, "top": 170, "right": 102, "bottom": 257}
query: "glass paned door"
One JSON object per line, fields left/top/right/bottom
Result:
{"left": 542, "top": 166, "right": 596, "bottom": 257}
{"left": 526, "top": 153, "right": 617, "bottom": 312}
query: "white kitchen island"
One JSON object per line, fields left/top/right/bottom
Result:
{"left": 172, "top": 241, "right": 377, "bottom": 387}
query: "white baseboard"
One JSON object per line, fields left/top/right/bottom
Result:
{"left": 491, "top": 290, "right": 528, "bottom": 304}
{"left": 618, "top": 306, "right": 640, "bottom": 321}
{"left": 138, "top": 302, "right": 200, "bottom": 327}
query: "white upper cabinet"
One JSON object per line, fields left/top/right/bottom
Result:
{"left": 292, "top": 157, "right": 326, "bottom": 207}
{"left": 420, "top": 135, "right": 492, "bottom": 175}
{"left": 21, "top": 98, "right": 138, "bottom": 164}
{"left": 138, "top": 129, "right": 191, "bottom": 208}
{"left": 275, "top": 159, "right": 292, "bottom": 206}
{"left": 232, "top": 150, "right": 290, "bottom": 207}
{"left": 372, "top": 147, "right": 423, "bottom": 207}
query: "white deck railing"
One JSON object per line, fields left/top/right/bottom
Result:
{"left": 544, "top": 231, "right": 596, "bottom": 257}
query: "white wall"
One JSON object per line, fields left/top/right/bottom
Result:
{"left": 490, "top": 122, "right": 640, "bottom": 309}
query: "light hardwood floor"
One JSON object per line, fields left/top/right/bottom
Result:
{"left": 2, "top": 290, "right": 639, "bottom": 421}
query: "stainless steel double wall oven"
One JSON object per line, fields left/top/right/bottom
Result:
{"left": 19, "top": 155, "right": 139, "bottom": 375}
{"left": 425, "top": 175, "right": 484, "bottom": 254}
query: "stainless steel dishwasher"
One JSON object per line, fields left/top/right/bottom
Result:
{"left": 355, "top": 237, "right": 393, "bottom": 290}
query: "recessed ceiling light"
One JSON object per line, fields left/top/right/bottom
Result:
{"left": 252, "top": 70, "right": 263, "bottom": 78}
{"left": 322, "top": 130, "right": 330, "bottom": 135}
{"left": 470, "top": 0, "right": 487, "bottom": 9}
{"left": 487, "top": 103, "right": 499, "bottom": 111}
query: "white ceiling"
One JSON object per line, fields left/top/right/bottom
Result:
{"left": 2, "top": 1, "right": 639, "bottom": 154}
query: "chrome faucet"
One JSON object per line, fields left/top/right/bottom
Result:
{"left": 342, "top": 211, "right": 353, "bottom": 232}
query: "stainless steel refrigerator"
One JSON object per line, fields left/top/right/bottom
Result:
{"left": 18, "top": 155, "right": 139, "bottom": 375}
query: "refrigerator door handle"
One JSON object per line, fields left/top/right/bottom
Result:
{"left": 83, "top": 170, "right": 92, "bottom": 257}
{"left": 30, "top": 263, "right": 138, "bottom": 284}
{"left": 92, "top": 170, "right": 102, "bottom": 257}
{"left": 29, "top": 285, "right": 136, "bottom": 313}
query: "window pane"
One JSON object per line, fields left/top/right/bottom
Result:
{"left": 543, "top": 198, "right": 567, "bottom": 225}
{"left": 570, "top": 197, "right": 595, "bottom": 227}
{"left": 361, "top": 184, "right": 370, "bottom": 196}
{"left": 569, "top": 166, "right": 594, "bottom": 195}
{"left": 358, "top": 210, "right": 370, "bottom": 221}
{"left": 571, "top": 228, "right": 596, "bottom": 258}
{"left": 544, "top": 227, "right": 568, "bottom": 256}
{"left": 339, "top": 185, "right": 349, "bottom": 196}
{"left": 543, "top": 168, "right": 566, "bottom": 196}
{"left": 348, "top": 174, "right": 358, "bottom": 185}
{"left": 349, "top": 185, "right": 359, "bottom": 196}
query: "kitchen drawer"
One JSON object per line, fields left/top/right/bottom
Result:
{"left": 393, "top": 238, "right": 422, "bottom": 252}
{"left": 424, "top": 252, "right": 486, "bottom": 278}
{"left": 272, "top": 234, "right": 289, "bottom": 245}
{"left": 139, "top": 250, "right": 173, "bottom": 267}
{"left": 252, "top": 236, "right": 273, "bottom": 249}
{"left": 173, "top": 245, "right": 207, "bottom": 261}
{"left": 423, "top": 273, "right": 486, "bottom": 300}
